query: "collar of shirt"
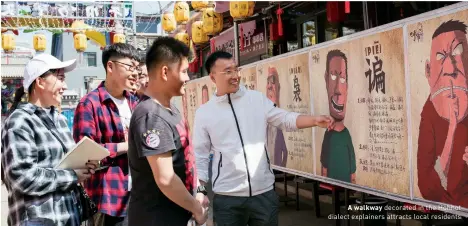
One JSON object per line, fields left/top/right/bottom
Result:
{"left": 212, "top": 85, "right": 247, "bottom": 103}
{"left": 97, "top": 81, "right": 136, "bottom": 105}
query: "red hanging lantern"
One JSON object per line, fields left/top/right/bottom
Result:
{"left": 239, "top": 24, "right": 244, "bottom": 51}
{"left": 269, "top": 22, "right": 279, "bottom": 41}
{"left": 199, "top": 50, "right": 203, "bottom": 67}
{"left": 189, "top": 57, "right": 199, "bottom": 73}
{"left": 210, "top": 38, "right": 216, "bottom": 53}
{"left": 326, "top": 2, "right": 346, "bottom": 23}
{"left": 345, "top": 1, "right": 351, "bottom": 14}
{"left": 276, "top": 5, "right": 283, "bottom": 36}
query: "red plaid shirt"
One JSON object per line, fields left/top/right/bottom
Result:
{"left": 73, "top": 81, "right": 138, "bottom": 217}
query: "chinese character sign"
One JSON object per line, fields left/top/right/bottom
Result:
{"left": 309, "top": 27, "right": 409, "bottom": 196}
{"left": 256, "top": 53, "right": 313, "bottom": 174}
{"left": 407, "top": 9, "right": 468, "bottom": 209}
{"left": 213, "top": 21, "right": 267, "bottom": 61}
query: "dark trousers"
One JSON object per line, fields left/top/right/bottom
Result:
{"left": 104, "top": 214, "right": 126, "bottom": 226}
{"left": 213, "top": 189, "right": 279, "bottom": 226}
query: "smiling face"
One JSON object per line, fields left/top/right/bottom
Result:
{"left": 325, "top": 55, "right": 348, "bottom": 121}
{"left": 210, "top": 58, "right": 240, "bottom": 96}
{"left": 166, "top": 58, "right": 190, "bottom": 96}
{"left": 107, "top": 57, "right": 140, "bottom": 93}
{"left": 35, "top": 69, "right": 67, "bottom": 107}
{"left": 427, "top": 25, "right": 468, "bottom": 123}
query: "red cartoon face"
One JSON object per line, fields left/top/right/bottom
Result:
{"left": 427, "top": 30, "right": 468, "bottom": 123}
{"left": 267, "top": 67, "right": 280, "bottom": 105}
{"left": 326, "top": 56, "right": 348, "bottom": 121}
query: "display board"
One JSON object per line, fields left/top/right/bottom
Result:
{"left": 310, "top": 27, "right": 409, "bottom": 195}
{"left": 257, "top": 53, "right": 314, "bottom": 174}
{"left": 407, "top": 9, "right": 468, "bottom": 209}
{"left": 182, "top": 4, "right": 468, "bottom": 216}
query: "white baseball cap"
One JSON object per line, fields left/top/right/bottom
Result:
{"left": 23, "top": 53, "right": 77, "bottom": 89}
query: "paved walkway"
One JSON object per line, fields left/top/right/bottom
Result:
{"left": 2, "top": 184, "right": 467, "bottom": 226}
{"left": 0, "top": 184, "right": 364, "bottom": 226}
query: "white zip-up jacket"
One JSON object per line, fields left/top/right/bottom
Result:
{"left": 193, "top": 86, "right": 300, "bottom": 197}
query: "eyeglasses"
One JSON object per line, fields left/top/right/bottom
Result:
{"left": 112, "top": 61, "right": 142, "bottom": 73}
{"left": 218, "top": 68, "right": 240, "bottom": 76}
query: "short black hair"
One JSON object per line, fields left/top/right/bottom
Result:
{"left": 325, "top": 49, "right": 348, "bottom": 82}
{"left": 202, "top": 84, "right": 208, "bottom": 91}
{"left": 432, "top": 20, "right": 467, "bottom": 39}
{"left": 205, "top": 51, "right": 233, "bottom": 74}
{"left": 146, "top": 37, "right": 191, "bottom": 73}
{"left": 102, "top": 43, "right": 139, "bottom": 71}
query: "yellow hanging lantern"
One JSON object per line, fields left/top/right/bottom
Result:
{"left": 192, "top": 21, "right": 209, "bottom": 45}
{"left": 174, "top": 1, "right": 190, "bottom": 24}
{"left": 230, "top": 1, "right": 255, "bottom": 20}
{"left": 113, "top": 33, "right": 126, "bottom": 44}
{"left": 162, "top": 12, "right": 177, "bottom": 33}
{"left": 2, "top": 33, "right": 15, "bottom": 53}
{"left": 33, "top": 33, "right": 46, "bottom": 52}
{"left": 175, "top": 32, "right": 190, "bottom": 46}
{"left": 248, "top": 1, "right": 255, "bottom": 16}
{"left": 215, "top": 10, "right": 224, "bottom": 33}
{"left": 202, "top": 6, "right": 223, "bottom": 35}
{"left": 191, "top": 1, "right": 209, "bottom": 11}
{"left": 74, "top": 32, "right": 87, "bottom": 52}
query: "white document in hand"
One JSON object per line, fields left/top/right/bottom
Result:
{"left": 55, "top": 136, "right": 110, "bottom": 169}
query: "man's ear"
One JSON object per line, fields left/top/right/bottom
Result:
{"left": 161, "top": 66, "right": 168, "bottom": 81}
{"left": 425, "top": 60, "right": 431, "bottom": 80}
{"left": 107, "top": 61, "right": 113, "bottom": 74}
{"left": 210, "top": 73, "right": 216, "bottom": 83}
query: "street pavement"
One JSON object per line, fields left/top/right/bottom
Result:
{"left": 2, "top": 184, "right": 467, "bottom": 226}
{"left": 0, "top": 184, "right": 370, "bottom": 226}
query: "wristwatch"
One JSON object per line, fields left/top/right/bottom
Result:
{"left": 197, "top": 185, "right": 207, "bottom": 196}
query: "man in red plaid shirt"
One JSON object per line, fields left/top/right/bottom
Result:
{"left": 73, "top": 43, "right": 140, "bottom": 226}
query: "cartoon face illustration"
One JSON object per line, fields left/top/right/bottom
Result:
{"left": 426, "top": 20, "right": 468, "bottom": 123}
{"left": 201, "top": 85, "right": 209, "bottom": 104}
{"left": 325, "top": 50, "right": 348, "bottom": 121}
{"left": 267, "top": 67, "right": 280, "bottom": 106}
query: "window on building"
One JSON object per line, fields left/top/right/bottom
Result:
{"left": 84, "top": 52, "right": 97, "bottom": 67}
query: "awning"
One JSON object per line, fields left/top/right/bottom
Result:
{"left": 1, "top": 65, "right": 25, "bottom": 79}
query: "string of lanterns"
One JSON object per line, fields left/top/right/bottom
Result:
{"left": 2, "top": 23, "right": 126, "bottom": 54}
{"left": 2, "top": 1, "right": 255, "bottom": 53}
{"left": 162, "top": 1, "right": 230, "bottom": 46}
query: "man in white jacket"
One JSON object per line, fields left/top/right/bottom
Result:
{"left": 193, "top": 51, "right": 335, "bottom": 226}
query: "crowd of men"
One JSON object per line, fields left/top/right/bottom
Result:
{"left": 2, "top": 37, "right": 334, "bottom": 226}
